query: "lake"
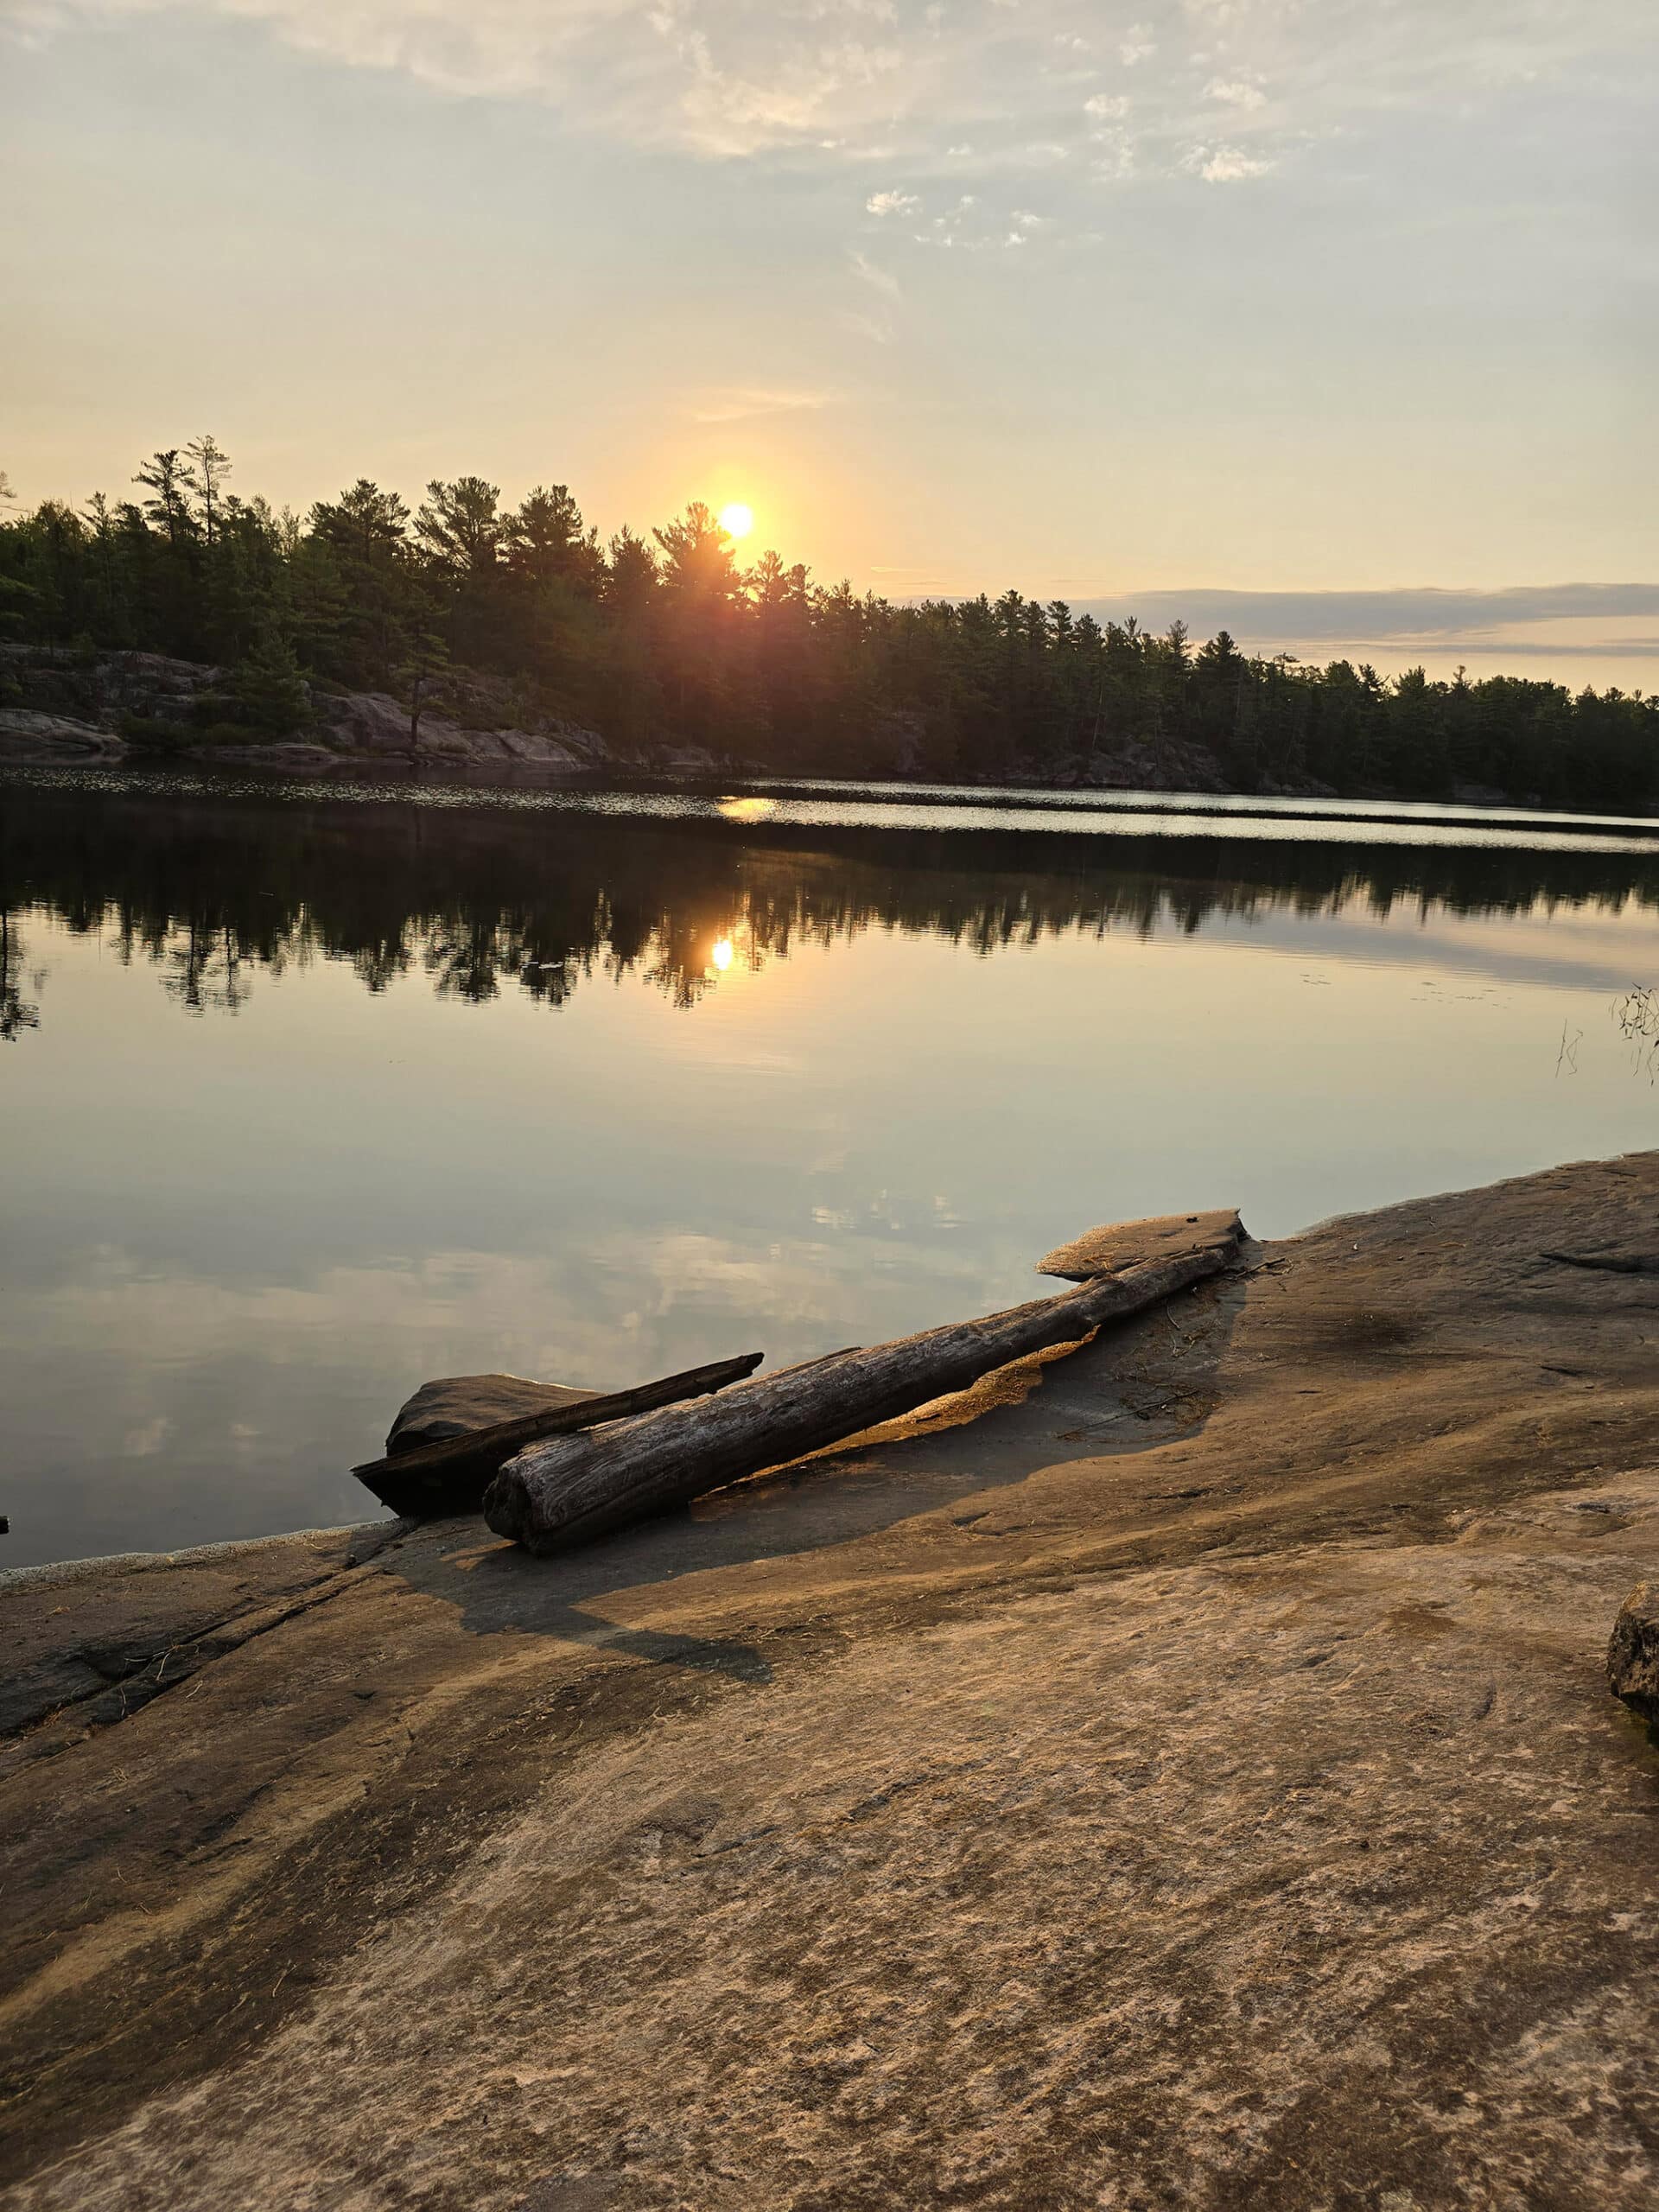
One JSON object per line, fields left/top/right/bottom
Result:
{"left": 3, "top": 765, "right": 1656, "bottom": 1568}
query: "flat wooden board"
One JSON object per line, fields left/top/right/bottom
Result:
{"left": 1035, "top": 1207, "right": 1243, "bottom": 1282}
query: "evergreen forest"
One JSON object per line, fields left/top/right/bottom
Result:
{"left": 2, "top": 442, "right": 1652, "bottom": 809}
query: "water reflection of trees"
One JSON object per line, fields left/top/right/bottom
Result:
{"left": 0, "top": 909, "right": 41, "bottom": 1040}
{"left": 4, "top": 779, "right": 1658, "bottom": 1037}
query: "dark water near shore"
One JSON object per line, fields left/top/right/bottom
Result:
{"left": 3, "top": 765, "right": 1657, "bottom": 1567}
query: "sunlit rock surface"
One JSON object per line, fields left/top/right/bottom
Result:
{"left": 4, "top": 1154, "right": 1659, "bottom": 2209}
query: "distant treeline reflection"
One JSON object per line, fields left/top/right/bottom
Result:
{"left": 3, "top": 780, "right": 1656, "bottom": 1034}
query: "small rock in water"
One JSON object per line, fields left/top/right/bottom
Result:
{"left": 1607, "top": 1581, "right": 1659, "bottom": 1726}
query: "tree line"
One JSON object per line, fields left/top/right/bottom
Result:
{"left": 2, "top": 440, "right": 1654, "bottom": 809}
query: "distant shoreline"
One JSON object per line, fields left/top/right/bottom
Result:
{"left": 6, "top": 748, "right": 1658, "bottom": 860}
{"left": 4, "top": 632, "right": 1656, "bottom": 823}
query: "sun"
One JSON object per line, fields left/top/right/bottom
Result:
{"left": 718, "top": 501, "right": 753, "bottom": 540}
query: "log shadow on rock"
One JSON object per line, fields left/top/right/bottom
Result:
{"left": 486, "top": 1229, "right": 1248, "bottom": 1556}
{"left": 381, "top": 1253, "right": 1252, "bottom": 1662}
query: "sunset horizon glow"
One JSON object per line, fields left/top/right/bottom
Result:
{"left": 1, "top": 0, "right": 1653, "bottom": 683}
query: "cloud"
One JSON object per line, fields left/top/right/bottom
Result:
{"left": 845, "top": 245, "right": 899, "bottom": 336}
{"left": 866, "top": 188, "right": 919, "bottom": 215}
{"left": 8, "top": 0, "right": 920, "bottom": 157}
{"left": 895, "top": 190, "right": 1046, "bottom": 252}
{"left": 1183, "top": 141, "right": 1274, "bottom": 181}
{"left": 1205, "top": 75, "right": 1264, "bottom": 107}
{"left": 1091, "top": 130, "right": 1135, "bottom": 181}
{"left": 685, "top": 385, "right": 836, "bottom": 423}
{"left": 1084, "top": 91, "right": 1128, "bottom": 119}
{"left": 1072, "top": 584, "right": 1659, "bottom": 662}
{"left": 848, "top": 246, "right": 901, "bottom": 297}
{"left": 12, "top": 0, "right": 1654, "bottom": 180}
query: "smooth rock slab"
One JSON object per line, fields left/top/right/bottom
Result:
{"left": 8, "top": 1152, "right": 1659, "bottom": 2211}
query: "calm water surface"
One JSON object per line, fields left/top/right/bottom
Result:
{"left": 3, "top": 766, "right": 1656, "bottom": 1566}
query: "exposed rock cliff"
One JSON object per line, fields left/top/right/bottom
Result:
{"left": 0, "top": 647, "right": 615, "bottom": 777}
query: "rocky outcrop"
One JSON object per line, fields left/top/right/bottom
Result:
{"left": 1071, "top": 733, "right": 1231, "bottom": 792}
{"left": 0, "top": 647, "right": 613, "bottom": 777}
{"left": 0, "top": 710, "right": 125, "bottom": 765}
{"left": 0, "top": 647, "right": 216, "bottom": 732}
{"left": 308, "top": 688, "right": 599, "bottom": 772}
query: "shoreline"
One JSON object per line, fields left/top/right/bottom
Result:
{"left": 8, "top": 751, "right": 1659, "bottom": 856}
{"left": 0, "top": 1519, "right": 402, "bottom": 1599}
{"left": 5, "top": 643, "right": 1655, "bottom": 835}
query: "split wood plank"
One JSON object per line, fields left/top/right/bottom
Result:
{"left": 1036, "top": 1208, "right": 1244, "bottom": 1283}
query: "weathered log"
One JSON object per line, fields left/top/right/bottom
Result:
{"left": 353, "top": 1351, "right": 765, "bottom": 1518}
{"left": 486, "top": 1230, "right": 1242, "bottom": 1554}
{"left": 1037, "top": 1208, "right": 1243, "bottom": 1283}
{"left": 385, "top": 1374, "right": 600, "bottom": 1457}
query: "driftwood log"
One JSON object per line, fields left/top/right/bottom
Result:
{"left": 353, "top": 1352, "right": 764, "bottom": 1518}
{"left": 486, "top": 1214, "right": 1243, "bottom": 1554}
{"left": 1036, "top": 1208, "right": 1243, "bottom": 1282}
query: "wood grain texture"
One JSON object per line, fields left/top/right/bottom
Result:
{"left": 353, "top": 1352, "right": 764, "bottom": 1518}
{"left": 486, "top": 1246, "right": 1236, "bottom": 1554}
{"left": 1035, "top": 1208, "right": 1243, "bottom": 1282}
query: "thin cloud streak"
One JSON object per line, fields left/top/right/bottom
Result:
{"left": 1073, "top": 585, "right": 1659, "bottom": 642}
{"left": 1060, "top": 585, "right": 1659, "bottom": 681}
{"left": 684, "top": 386, "right": 838, "bottom": 423}
{"left": 847, "top": 248, "right": 901, "bottom": 299}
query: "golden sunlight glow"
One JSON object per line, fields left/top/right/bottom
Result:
{"left": 711, "top": 937, "right": 734, "bottom": 971}
{"left": 718, "top": 502, "right": 753, "bottom": 540}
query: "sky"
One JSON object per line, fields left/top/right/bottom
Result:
{"left": 3, "top": 0, "right": 1656, "bottom": 683}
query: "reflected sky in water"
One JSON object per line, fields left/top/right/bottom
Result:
{"left": 3, "top": 767, "right": 1656, "bottom": 1566}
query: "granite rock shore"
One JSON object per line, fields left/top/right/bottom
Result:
{"left": 4, "top": 1154, "right": 1659, "bottom": 2209}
